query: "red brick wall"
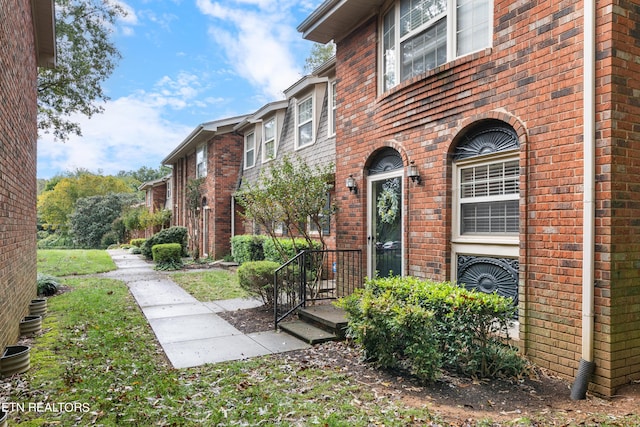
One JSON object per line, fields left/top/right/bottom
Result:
{"left": 207, "top": 133, "right": 243, "bottom": 259}
{"left": 605, "top": 0, "right": 640, "bottom": 394}
{"left": 169, "top": 133, "right": 244, "bottom": 260}
{"left": 332, "top": 1, "right": 631, "bottom": 396}
{"left": 0, "top": 0, "right": 39, "bottom": 350}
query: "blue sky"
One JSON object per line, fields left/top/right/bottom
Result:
{"left": 37, "top": 0, "right": 324, "bottom": 179}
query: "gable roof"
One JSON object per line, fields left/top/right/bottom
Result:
{"left": 233, "top": 100, "right": 289, "bottom": 132}
{"left": 297, "top": 0, "right": 385, "bottom": 44}
{"left": 161, "top": 115, "right": 250, "bottom": 165}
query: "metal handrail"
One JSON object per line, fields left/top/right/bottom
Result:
{"left": 274, "top": 249, "right": 362, "bottom": 329}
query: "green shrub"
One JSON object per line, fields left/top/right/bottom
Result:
{"left": 37, "top": 273, "right": 60, "bottom": 296}
{"left": 100, "top": 231, "right": 119, "bottom": 248}
{"left": 130, "top": 238, "right": 146, "bottom": 248}
{"left": 231, "top": 235, "right": 266, "bottom": 264}
{"left": 129, "top": 246, "right": 142, "bottom": 255}
{"left": 338, "top": 276, "right": 526, "bottom": 382}
{"left": 237, "top": 260, "right": 280, "bottom": 306}
{"left": 339, "top": 286, "right": 441, "bottom": 383}
{"left": 141, "top": 226, "right": 187, "bottom": 259}
{"left": 152, "top": 243, "right": 183, "bottom": 270}
{"left": 262, "top": 238, "right": 322, "bottom": 263}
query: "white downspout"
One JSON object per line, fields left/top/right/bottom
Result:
{"left": 571, "top": 0, "right": 596, "bottom": 400}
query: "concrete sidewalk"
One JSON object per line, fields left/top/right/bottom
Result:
{"left": 102, "top": 249, "right": 310, "bottom": 369}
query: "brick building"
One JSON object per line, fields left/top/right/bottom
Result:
{"left": 0, "top": 0, "right": 55, "bottom": 351}
{"left": 137, "top": 174, "right": 172, "bottom": 238}
{"left": 162, "top": 116, "right": 248, "bottom": 259}
{"left": 298, "top": 0, "right": 640, "bottom": 397}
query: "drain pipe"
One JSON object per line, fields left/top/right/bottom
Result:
{"left": 570, "top": 0, "right": 596, "bottom": 400}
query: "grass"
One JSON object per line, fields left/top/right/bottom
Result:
{"left": 170, "top": 270, "right": 249, "bottom": 301}
{"left": 37, "top": 249, "right": 117, "bottom": 276}
{"left": 8, "top": 276, "right": 437, "bottom": 426}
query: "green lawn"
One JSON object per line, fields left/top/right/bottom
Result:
{"left": 8, "top": 277, "right": 434, "bottom": 426}
{"left": 37, "top": 249, "right": 117, "bottom": 276}
{"left": 170, "top": 269, "right": 249, "bottom": 301}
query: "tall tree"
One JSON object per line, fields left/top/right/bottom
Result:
{"left": 38, "top": 173, "right": 134, "bottom": 230}
{"left": 70, "top": 193, "right": 138, "bottom": 248}
{"left": 38, "top": 0, "right": 125, "bottom": 140}
{"left": 303, "top": 42, "right": 336, "bottom": 74}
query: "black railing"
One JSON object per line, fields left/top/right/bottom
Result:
{"left": 274, "top": 249, "right": 362, "bottom": 329}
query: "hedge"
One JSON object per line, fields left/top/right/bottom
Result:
{"left": 141, "top": 226, "right": 188, "bottom": 259}
{"left": 338, "top": 276, "right": 526, "bottom": 383}
{"left": 231, "top": 235, "right": 267, "bottom": 264}
{"left": 151, "top": 243, "right": 183, "bottom": 270}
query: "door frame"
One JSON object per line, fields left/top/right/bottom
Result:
{"left": 366, "top": 169, "right": 405, "bottom": 278}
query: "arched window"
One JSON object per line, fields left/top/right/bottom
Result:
{"left": 452, "top": 122, "right": 520, "bottom": 304}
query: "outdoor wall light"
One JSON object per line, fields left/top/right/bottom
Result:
{"left": 346, "top": 174, "right": 358, "bottom": 194}
{"left": 408, "top": 161, "right": 421, "bottom": 184}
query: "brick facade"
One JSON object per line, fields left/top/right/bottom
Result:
{"left": 299, "top": 0, "right": 640, "bottom": 397}
{"left": 0, "top": 0, "right": 53, "bottom": 351}
{"left": 163, "top": 119, "right": 246, "bottom": 260}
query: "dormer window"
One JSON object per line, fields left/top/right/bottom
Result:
{"left": 262, "top": 117, "right": 276, "bottom": 162}
{"left": 244, "top": 132, "right": 256, "bottom": 169}
{"left": 296, "top": 95, "right": 314, "bottom": 149}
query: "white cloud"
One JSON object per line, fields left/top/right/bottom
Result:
{"left": 196, "top": 0, "right": 307, "bottom": 99}
{"left": 37, "top": 72, "right": 216, "bottom": 178}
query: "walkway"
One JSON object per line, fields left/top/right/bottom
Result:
{"left": 102, "top": 249, "right": 310, "bottom": 369}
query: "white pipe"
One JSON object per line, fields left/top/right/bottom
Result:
{"left": 582, "top": 0, "right": 596, "bottom": 365}
{"left": 571, "top": 0, "right": 596, "bottom": 401}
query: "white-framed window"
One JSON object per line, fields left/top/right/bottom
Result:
{"left": 308, "top": 193, "right": 331, "bottom": 236}
{"left": 296, "top": 95, "right": 314, "bottom": 149}
{"left": 262, "top": 117, "right": 276, "bottom": 162}
{"left": 196, "top": 143, "right": 207, "bottom": 178}
{"left": 455, "top": 156, "right": 519, "bottom": 238}
{"left": 329, "top": 80, "right": 337, "bottom": 137}
{"left": 244, "top": 132, "right": 255, "bottom": 169}
{"left": 381, "top": 0, "right": 492, "bottom": 92}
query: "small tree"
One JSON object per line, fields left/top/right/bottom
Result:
{"left": 236, "top": 155, "right": 335, "bottom": 259}
{"left": 186, "top": 178, "right": 204, "bottom": 260}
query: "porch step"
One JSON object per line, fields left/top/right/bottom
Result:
{"left": 278, "top": 320, "right": 338, "bottom": 345}
{"left": 298, "top": 305, "right": 348, "bottom": 338}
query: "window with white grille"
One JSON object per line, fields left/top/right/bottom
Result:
{"left": 262, "top": 118, "right": 276, "bottom": 162}
{"left": 459, "top": 160, "right": 519, "bottom": 234}
{"left": 244, "top": 132, "right": 255, "bottom": 169}
{"left": 296, "top": 96, "right": 314, "bottom": 149}
{"left": 381, "top": 0, "right": 492, "bottom": 92}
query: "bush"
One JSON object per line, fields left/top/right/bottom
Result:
{"left": 37, "top": 273, "right": 60, "bottom": 296}
{"left": 152, "top": 243, "right": 183, "bottom": 270}
{"left": 141, "top": 226, "right": 187, "bottom": 259}
{"left": 237, "top": 260, "right": 280, "bottom": 306}
{"left": 129, "top": 246, "right": 142, "bottom": 255}
{"left": 262, "top": 238, "right": 322, "bottom": 264}
{"left": 100, "top": 231, "right": 119, "bottom": 248}
{"left": 338, "top": 276, "right": 526, "bottom": 382}
{"left": 231, "top": 235, "right": 267, "bottom": 264}
{"left": 130, "top": 238, "right": 146, "bottom": 248}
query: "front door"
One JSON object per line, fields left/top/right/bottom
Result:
{"left": 368, "top": 170, "right": 403, "bottom": 278}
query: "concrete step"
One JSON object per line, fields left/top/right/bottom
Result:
{"left": 298, "top": 305, "right": 348, "bottom": 337}
{"left": 278, "top": 320, "right": 338, "bottom": 345}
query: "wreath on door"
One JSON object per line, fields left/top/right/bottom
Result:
{"left": 377, "top": 180, "right": 399, "bottom": 224}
